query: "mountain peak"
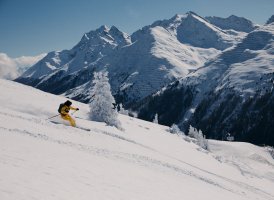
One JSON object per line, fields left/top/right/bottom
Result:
{"left": 109, "top": 25, "right": 125, "bottom": 36}
{"left": 186, "top": 11, "right": 199, "bottom": 16}
{"left": 185, "top": 11, "right": 207, "bottom": 20}
{"left": 171, "top": 14, "right": 184, "bottom": 21}
{"left": 175, "top": 12, "right": 238, "bottom": 50}
{"left": 228, "top": 15, "right": 240, "bottom": 19}
{"left": 266, "top": 15, "right": 274, "bottom": 24}
{"left": 205, "top": 15, "right": 255, "bottom": 32}
{"left": 154, "top": 12, "right": 203, "bottom": 29}
{"left": 81, "top": 25, "right": 110, "bottom": 41}
{"left": 96, "top": 25, "right": 110, "bottom": 33}
{"left": 110, "top": 25, "right": 119, "bottom": 32}
{"left": 109, "top": 25, "right": 131, "bottom": 45}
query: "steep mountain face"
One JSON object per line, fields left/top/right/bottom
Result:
{"left": 266, "top": 15, "right": 274, "bottom": 25}
{"left": 150, "top": 12, "right": 243, "bottom": 50}
{"left": 176, "top": 13, "right": 242, "bottom": 50}
{"left": 106, "top": 25, "right": 221, "bottom": 104}
{"left": 16, "top": 12, "right": 243, "bottom": 105}
{"left": 16, "top": 25, "right": 131, "bottom": 94}
{"left": 206, "top": 15, "right": 257, "bottom": 33}
{"left": 102, "top": 12, "right": 241, "bottom": 103}
{"left": 137, "top": 24, "right": 274, "bottom": 146}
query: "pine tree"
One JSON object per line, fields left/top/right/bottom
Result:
{"left": 188, "top": 126, "right": 208, "bottom": 150}
{"left": 118, "top": 103, "right": 129, "bottom": 115}
{"left": 89, "top": 71, "right": 122, "bottom": 129}
{"left": 169, "top": 124, "right": 184, "bottom": 135}
{"left": 153, "top": 113, "right": 159, "bottom": 124}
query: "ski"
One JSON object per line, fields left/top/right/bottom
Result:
{"left": 50, "top": 121, "right": 90, "bottom": 131}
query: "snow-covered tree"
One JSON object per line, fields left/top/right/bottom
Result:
{"left": 153, "top": 113, "right": 159, "bottom": 124}
{"left": 89, "top": 71, "right": 122, "bottom": 130}
{"left": 226, "top": 133, "right": 235, "bottom": 141}
{"left": 188, "top": 126, "right": 208, "bottom": 150}
{"left": 118, "top": 103, "right": 129, "bottom": 116}
{"left": 169, "top": 124, "right": 185, "bottom": 135}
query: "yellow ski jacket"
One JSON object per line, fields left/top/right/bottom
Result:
{"left": 60, "top": 105, "right": 77, "bottom": 116}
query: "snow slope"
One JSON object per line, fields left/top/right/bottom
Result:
{"left": 1, "top": 79, "right": 274, "bottom": 200}
{"left": 206, "top": 15, "right": 257, "bottom": 33}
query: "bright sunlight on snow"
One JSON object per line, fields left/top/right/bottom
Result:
{"left": 0, "top": 79, "right": 274, "bottom": 200}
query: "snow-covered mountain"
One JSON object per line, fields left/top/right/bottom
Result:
{"left": 206, "top": 15, "right": 258, "bottom": 33}
{"left": 173, "top": 12, "right": 244, "bottom": 50}
{"left": 15, "top": 12, "right": 274, "bottom": 145}
{"left": 17, "top": 25, "right": 131, "bottom": 94}
{"left": 1, "top": 79, "right": 274, "bottom": 200}
{"left": 16, "top": 12, "right": 245, "bottom": 104}
{"left": 22, "top": 25, "right": 131, "bottom": 80}
{"left": 137, "top": 22, "right": 274, "bottom": 146}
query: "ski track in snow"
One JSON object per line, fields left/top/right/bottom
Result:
{"left": 1, "top": 111, "right": 274, "bottom": 200}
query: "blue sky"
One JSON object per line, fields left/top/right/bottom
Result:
{"left": 1, "top": 0, "right": 273, "bottom": 57}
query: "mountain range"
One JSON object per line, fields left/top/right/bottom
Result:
{"left": 15, "top": 12, "right": 274, "bottom": 146}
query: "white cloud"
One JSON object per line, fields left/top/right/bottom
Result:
{"left": 0, "top": 53, "right": 17, "bottom": 80}
{"left": 0, "top": 52, "right": 46, "bottom": 80}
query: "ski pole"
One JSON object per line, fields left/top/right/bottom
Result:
{"left": 46, "top": 114, "right": 60, "bottom": 120}
{"left": 71, "top": 110, "right": 78, "bottom": 116}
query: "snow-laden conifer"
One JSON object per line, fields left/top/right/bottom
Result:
{"left": 118, "top": 103, "right": 129, "bottom": 116}
{"left": 89, "top": 71, "right": 122, "bottom": 130}
{"left": 169, "top": 124, "right": 184, "bottom": 135}
{"left": 188, "top": 126, "right": 208, "bottom": 150}
{"left": 153, "top": 113, "right": 159, "bottom": 124}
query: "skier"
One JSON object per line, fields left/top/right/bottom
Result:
{"left": 58, "top": 100, "right": 79, "bottom": 127}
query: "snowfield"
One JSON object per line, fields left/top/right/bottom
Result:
{"left": 0, "top": 79, "right": 274, "bottom": 200}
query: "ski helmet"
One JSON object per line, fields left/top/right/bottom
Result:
{"left": 64, "top": 100, "right": 72, "bottom": 106}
